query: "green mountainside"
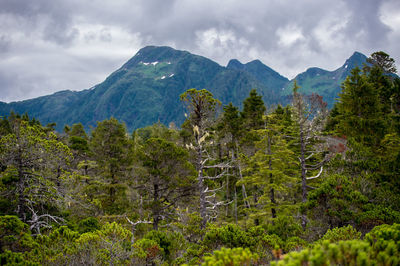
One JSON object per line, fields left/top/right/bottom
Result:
{"left": 0, "top": 46, "right": 367, "bottom": 131}
{"left": 283, "top": 52, "right": 368, "bottom": 107}
{"left": 227, "top": 58, "right": 289, "bottom": 91}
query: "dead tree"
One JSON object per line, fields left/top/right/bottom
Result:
{"left": 292, "top": 82, "right": 331, "bottom": 229}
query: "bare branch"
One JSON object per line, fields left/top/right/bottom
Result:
{"left": 306, "top": 166, "right": 323, "bottom": 180}
{"left": 203, "top": 163, "right": 233, "bottom": 169}
{"left": 203, "top": 171, "right": 231, "bottom": 180}
{"left": 306, "top": 185, "right": 317, "bottom": 190}
{"left": 206, "top": 200, "right": 234, "bottom": 209}
{"left": 305, "top": 153, "right": 314, "bottom": 161}
{"left": 125, "top": 217, "right": 153, "bottom": 226}
{"left": 204, "top": 186, "right": 223, "bottom": 193}
{"left": 305, "top": 156, "right": 330, "bottom": 170}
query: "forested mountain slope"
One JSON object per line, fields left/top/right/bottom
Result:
{"left": 283, "top": 52, "right": 368, "bottom": 107}
{"left": 0, "top": 46, "right": 367, "bottom": 131}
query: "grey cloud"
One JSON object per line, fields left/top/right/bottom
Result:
{"left": 344, "top": 0, "right": 391, "bottom": 46}
{"left": 0, "top": 0, "right": 78, "bottom": 46}
{"left": 0, "top": 35, "right": 11, "bottom": 53}
{"left": 0, "top": 0, "right": 399, "bottom": 102}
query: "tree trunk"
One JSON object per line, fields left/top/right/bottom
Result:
{"left": 16, "top": 147, "right": 26, "bottom": 221}
{"left": 300, "top": 128, "right": 308, "bottom": 230}
{"left": 234, "top": 142, "right": 250, "bottom": 209}
{"left": 267, "top": 133, "right": 277, "bottom": 219}
{"left": 196, "top": 137, "right": 207, "bottom": 229}
{"left": 234, "top": 186, "right": 238, "bottom": 224}
{"left": 153, "top": 183, "right": 160, "bottom": 230}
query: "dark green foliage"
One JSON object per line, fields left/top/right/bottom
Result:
{"left": 366, "top": 51, "right": 397, "bottom": 74}
{"left": 77, "top": 217, "right": 101, "bottom": 234}
{"left": 218, "top": 102, "right": 242, "bottom": 144}
{"left": 264, "top": 216, "right": 303, "bottom": 242}
{"left": 69, "top": 136, "right": 89, "bottom": 153}
{"left": 89, "top": 118, "right": 132, "bottom": 214}
{"left": 336, "top": 67, "right": 386, "bottom": 146}
{"left": 305, "top": 175, "right": 368, "bottom": 228}
{"left": 133, "top": 122, "right": 179, "bottom": 143}
{"left": 0, "top": 216, "right": 36, "bottom": 253}
{"left": 133, "top": 238, "right": 163, "bottom": 265}
{"left": 241, "top": 89, "right": 266, "bottom": 130}
{"left": 136, "top": 137, "right": 195, "bottom": 229}
{"left": 68, "top": 123, "right": 89, "bottom": 153}
{"left": 241, "top": 108, "right": 298, "bottom": 223}
{"left": 0, "top": 250, "right": 39, "bottom": 266}
{"left": 203, "top": 224, "right": 255, "bottom": 251}
{"left": 142, "top": 230, "right": 185, "bottom": 263}
{"left": 357, "top": 204, "right": 400, "bottom": 230}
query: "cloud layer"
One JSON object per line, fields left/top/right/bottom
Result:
{"left": 1, "top": 0, "right": 399, "bottom": 102}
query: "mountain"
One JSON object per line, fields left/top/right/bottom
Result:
{"left": 0, "top": 46, "right": 283, "bottom": 131}
{"left": 227, "top": 59, "right": 289, "bottom": 91}
{"left": 283, "top": 52, "right": 367, "bottom": 107}
{"left": 0, "top": 46, "right": 368, "bottom": 131}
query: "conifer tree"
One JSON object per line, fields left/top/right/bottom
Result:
{"left": 136, "top": 137, "right": 195, "bottom": 230}
{"left": 241, "top": 109, "right": 297, "bottom": 222}
{"left": 336, "top": 67, "right": 385, "bottom": 147}
{"left": 241, "top": 89, "right": 266, "bottom": 130}
{"left": 89, "top": 118, "right": 132, "bottom": 214}
{"left": 218, "top": 103, "right": 250, "bottom": 217}
{"left": 0, "top": 117, "right": 71, "bottom": 233}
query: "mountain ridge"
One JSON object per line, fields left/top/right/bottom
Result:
{"left": 0, "top": 46, "right": 367, "bottom": 131}
{"left": 283, "top": 51, "right": 368, "bottom": 106}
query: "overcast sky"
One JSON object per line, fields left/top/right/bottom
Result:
{"left": 1, "top": 0, "right": 399, "bottom": 102}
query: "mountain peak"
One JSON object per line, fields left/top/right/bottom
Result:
{"left": 342, "top": 51, "right": 367, "bottom": 69}
{"left": 136, "top": 45, "right": 180, "bottom": 56}
{"left": 227, "top": 59, "right": 244, "bottom": 69}
{"left": 122, "top": 46, "right": 190, "bottom": 69}
{"left": 351, "top": 51, "right": 367, "bottom": 58}
{"left": 246, "top": 59, "right": 263, "bottom": 66}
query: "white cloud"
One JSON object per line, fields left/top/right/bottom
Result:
{"left": 276, "top": 25, "right": 305, "bottom": 47}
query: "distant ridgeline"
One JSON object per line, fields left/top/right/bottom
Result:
{"left": 0, "top": 46, "right": 367, "bottom": 131}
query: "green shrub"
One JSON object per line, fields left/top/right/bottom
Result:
{"left": 202, "top": 224, "right": 255, "bottom": 251}
{"left": 77, "top": 217, "right": 101, "bottom": 234}
{"left": 202, "top": 247, "right": 259, "bottom": 266}
{"left": 315, "top": 225, "right": 361, "bottom": 244}
{"left": 0, "top": 250, "right": 39, "bottom": 266}
{"left": 0, "top": 215, "right": 36, "bottom": 252}
{"left": 265, "top": 216, "right": 302, "bottom": 241}
{"left": 133, "top": 238, "right": 163, "bottom": 265}
{"left": 272, "top": 223, "right": 400, "bottom": 265}
{"left": 142, "top": 230, "right": 185, "bottom": 263}
{"left": 272, "top": 240, "right": 371, "bottom": 266}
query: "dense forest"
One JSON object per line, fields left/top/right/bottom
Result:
{"left": 1, "top": 51, "right": 400, "bottom": 265}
